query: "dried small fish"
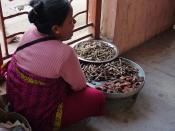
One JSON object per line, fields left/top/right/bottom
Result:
{"left": 81, "top": 57, "right": 144, "bottom": 94}
{"left": 81, "top": 58, "right": 139, "bottom": 82}
{"left": 74, "top": 40, "right": 117, "bottom": 62}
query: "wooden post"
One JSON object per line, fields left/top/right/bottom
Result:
{"left": 0, "top": 5, "right": 3, "bottom": 65}
{"left": 88, "top": 0, "right": 102, "bottom": 39}
{"left": 0, "top": 46, "right": 3, "bottom": 65}
{"left": 0, "top": 0, "right": 9, "bottom": 58}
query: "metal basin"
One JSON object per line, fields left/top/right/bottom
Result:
{"left": 0, "top": 109, "right": 32, "bottom": 131}
{"left": 73, "top": 39, "right": 119, "bottom": 63}
{"left": 86, "top": 57, "right": 145, "bottom": 99}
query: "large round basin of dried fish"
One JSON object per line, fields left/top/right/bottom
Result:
{"left": 81, "top": 57, "right": 145, "bottom": 99}
{"left": 73, "top": 40, "right": 119, "bottom": 63}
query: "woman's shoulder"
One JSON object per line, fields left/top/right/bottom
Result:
{"left": 19, "top": 26, "right": 42, "bottom": 45}
{"left": 53, "top": 41, "right": 75, "bottom": 56}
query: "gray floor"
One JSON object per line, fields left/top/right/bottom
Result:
{"left": 62, "top": 30, "right": 175, "bottom": 131}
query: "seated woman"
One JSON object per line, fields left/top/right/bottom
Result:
{"left": 6, "top": 0, "right": 106, "bottom": 131}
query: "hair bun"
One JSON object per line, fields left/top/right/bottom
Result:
{"left": 29, "top": 0, "right": 39, "bottom": 7}
{"left": 33, "top": 1, "right": 44, "bottom": 13}
{"left": 28, "top": 0, "right": 71, "bottom": 34}
{"left": 28, "top": 1, "right": 45, "bottom": 23}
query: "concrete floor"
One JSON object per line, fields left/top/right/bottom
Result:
{"left": 61, "top": 30, "right": 175, "bottom": 131}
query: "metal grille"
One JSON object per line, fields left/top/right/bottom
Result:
{"left": 66, "top": 0, "right": 93, "bottom": 45}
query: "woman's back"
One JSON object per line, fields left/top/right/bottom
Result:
{"left": 6, "top": 0, "right": 105, "bottom": 130}
{"left": 15, "top": 26, "right": 73, "bottom": 78}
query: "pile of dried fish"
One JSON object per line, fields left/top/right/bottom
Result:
{"left": 96, "top": 76, "right": 144, "bottom": 94}
{"left": 81, "top": 57, "right": 144, "bottom": 94}
{"left": 74, "top": 40, "right": 116, "bottom": 61}
{"left": 81, "top": 58, "right": 139, "bottom": 82}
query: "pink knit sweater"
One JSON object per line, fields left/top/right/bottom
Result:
{"left": 15, "top": 26, "right": 86, "bottom": 91}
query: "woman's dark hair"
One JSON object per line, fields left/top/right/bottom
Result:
{"left": 28, "top": 0, "right": 70, "bottom": 34}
